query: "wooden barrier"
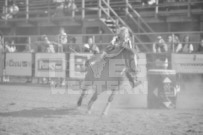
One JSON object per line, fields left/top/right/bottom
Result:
{"left": 35, "top": 53, "right": 66, "bottom": 78}
{"left": 172, "top": 54, "right": 203, "bottom": 74}
{"left": 5, "top": 53, "right": 32, "bottom": 76}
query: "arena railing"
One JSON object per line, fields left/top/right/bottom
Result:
{"left": 2, "top": 31, "right": 203, "bottom": 53}
{"left": 134, "top": 31, "right": 203, "bottom": 53}
{"left": 1, "top": 31, "right": 203, "bottom": 84}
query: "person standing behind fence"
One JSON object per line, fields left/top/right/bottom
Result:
{"left": 84, "top": 37, "right": 100, "bottom": 54}
{"left": 58, "top": 27, "right": 67, "bottom": 53}
{"left": 176, "top": 35, "right": 194, "bottom": 53}
{"left": 42, "top": 35, "right": 55, "bottom": 53}
{"left": 39, "top": 35, "right": 55, "bottom": 84}
{"left": 5, "top": 40, "right": 16, "bottom": 53}
{"left": 153, "top": 36, "right": 168, "bottom": 53}
{"left": 167, "top": 34, "right": 181, "bottom": 53}
{"left": 197, "top": 38, "right": 203, "bottom": 53}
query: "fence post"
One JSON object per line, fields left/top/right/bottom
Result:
{"left": 187, "top": 0, "right": 191, "bottom": 17}
{"left": 98, "top": 0, "right": 101, "bottom": 18}
{"left": 26, "top": 0, "right": 29, "bottom": 20}
{"left": 106, "top": 0, "right": 110, "bottom": 17}
{"left": 5, "top": 0, "right": 8, "bottom": 14}
{"left": 72, "top": 0, "right": 75, "bottom": 18}
{"left": 125, "top": 0, "right": 129, "bottom": 15}
{"left": 155, "top": 0, "right": 159, "bottom": 14}
{"left": 4, "top": 0, "right": 8, "bottom": 24}
{"left": 82, "top": 0, "right": 85, "bottom": 19}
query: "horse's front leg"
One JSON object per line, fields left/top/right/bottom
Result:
{"left": 77, "top": 89, "right": 87, "bottom": 107}
{"left": 102, "top": 90, "right": 116, "bottom": 116}
{"left": 87, "top": 91, "right": 99, "bottom": 114}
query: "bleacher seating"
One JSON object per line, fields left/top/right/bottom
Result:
{"left": 0, "top": 0, "right": 202, "bottom": 22}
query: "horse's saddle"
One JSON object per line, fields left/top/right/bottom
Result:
{"left": 86, "top": 46, "right": 125, "bottom": 78}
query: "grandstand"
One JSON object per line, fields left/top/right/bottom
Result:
{"left": 0, "top": 0, "right": 202, "bottom": 52}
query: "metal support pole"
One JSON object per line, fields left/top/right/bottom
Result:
{"left": 155, "top": 0, "right": 159, "bottom": 14}
{"left": 72, "top": 0, "right": 75, "bottom": 18}
{"left": 82, "top": 0, "right": 85, "bottom": 19}
{"left": 106, "top": 0, "right": 110, "bottom": 17}
{"left": 98, "top": 0, "right": 102, "bottom": 18}
{"left": 187, "top": 0, "right": 191, "bottom": 17}
{"left": 26, "top": 0, "right": 29, "bottom": 20}
{"left": 125, "top": 0, "right": 129, "bottom": 15}
{"left": 5, "top": 0, "right": 8, "bottom": 14}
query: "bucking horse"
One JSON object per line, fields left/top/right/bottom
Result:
{"left": 77, "top": 44, "right": 141, "bottom": 116}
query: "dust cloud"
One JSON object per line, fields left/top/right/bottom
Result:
{"left": 177, "top": 74, "right": 203, "bottom": 109}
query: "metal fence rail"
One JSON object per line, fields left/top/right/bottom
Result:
{"left": 1, "top": 31, "right": 203, "bottom": 53}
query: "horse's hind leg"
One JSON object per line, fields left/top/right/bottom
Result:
{"left": 102, "top": 90, "right": 116, "bottom": 116}
{"left": 87, "top": 91, "right": 98, "bottom": 114}
{"left": 77, "top": 89, "right": 87, "bottom": 106}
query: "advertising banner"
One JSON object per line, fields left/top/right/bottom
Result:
{"left": 35, "top": 53, "right": 66, "bottom": 78}
{"left": 69, "top": 53, "right": 92, "bottom": 79}
{"left": 5, "top": 53, "right": 32, "bottom": 76}
{"left": 69, "top": 53, "right": 147, "bottom": 79}
{"left": 172, "top": 54, "right": 203, "bottom": 73}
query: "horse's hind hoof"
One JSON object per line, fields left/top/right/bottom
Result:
{"left": 132, "top": 81, "right": 142, "bottom": 88}
{"left": 101, "top": 112, "right": 108, "bottom": 117}
{"left": 77, "top": 101, "right": 82, "bottom": 107}
{"left": 87, "top": 110, "right": 92, "bottom": 115}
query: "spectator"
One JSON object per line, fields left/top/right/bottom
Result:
{"left": 5, "top": 40, "right": 16, "bottom": 53}
{"left": 2, "top": 1, "right": 19, "bottom": 20}
{"left": 38, "top": 35, "right": 56, "bottom": 84}
{"left": 42, "top": 35, "right": 55, "bottom": 53}
{"left": 68, "top": 37, "right": 76, "bottom": 52}
{"left": 176, "top": 35, "right": 194, "bottom": 53}
{"left": 197, "top": 39, "right": 203, "bottom": 53}
{"left": 52, "top": 0, "right": 78, "bottom": 17}
{"left": 58, "top": 27, "right": 67, "bottom": 52}
{"left": 52, "top": 1, "right": 65, "bottom": 17}
{"left": 9, "top": 3, "right": 19, "bottom": 16}
{"left": 24, "top": 43, "right": 34, "bottom": 53}
{"left": 1, "top": 6, "right": 12, "bottom": 20}
{"left": 167, "top": 34, "right": 181, "bottom": 52}
{"left": 64, "top": 0, "right": 78, "bottom": 16}
{"left": 148, "top": 0, "right": 156, "bottom": 5}
{"left": 34, "top": 36, "right": 45, "bottom": 52}
{"left": 153, "top": 36, "right": 168, "bottom": 53}
{"left": 84, "top": 37, "right": 100, "bottom": 54}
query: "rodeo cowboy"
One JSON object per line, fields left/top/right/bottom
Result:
{"left": 102, "top": 26, "right": 139, "bottom": 88}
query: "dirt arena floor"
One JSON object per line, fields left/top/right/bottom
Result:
{"left": 0, "top": 79, "right": 203, "bottom": 135}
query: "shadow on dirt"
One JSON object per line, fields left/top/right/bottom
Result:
{"left": 0, "top": 106, "right": 85, "bottom": 118}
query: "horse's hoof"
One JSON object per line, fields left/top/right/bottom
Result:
{"left": 101, "top": 112, "right": 108, "bottom": 117}
{"left": 132, "top": 81, "right": 142, "bottom": 88}
{"left": 76, "top": 106, "right": 82, "bottom": 111}
{"left": 77, "top": 101, "right": 81, "bottom": 107}
{"left": 87, "top": 110, "right": 92, "bottom": 115}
